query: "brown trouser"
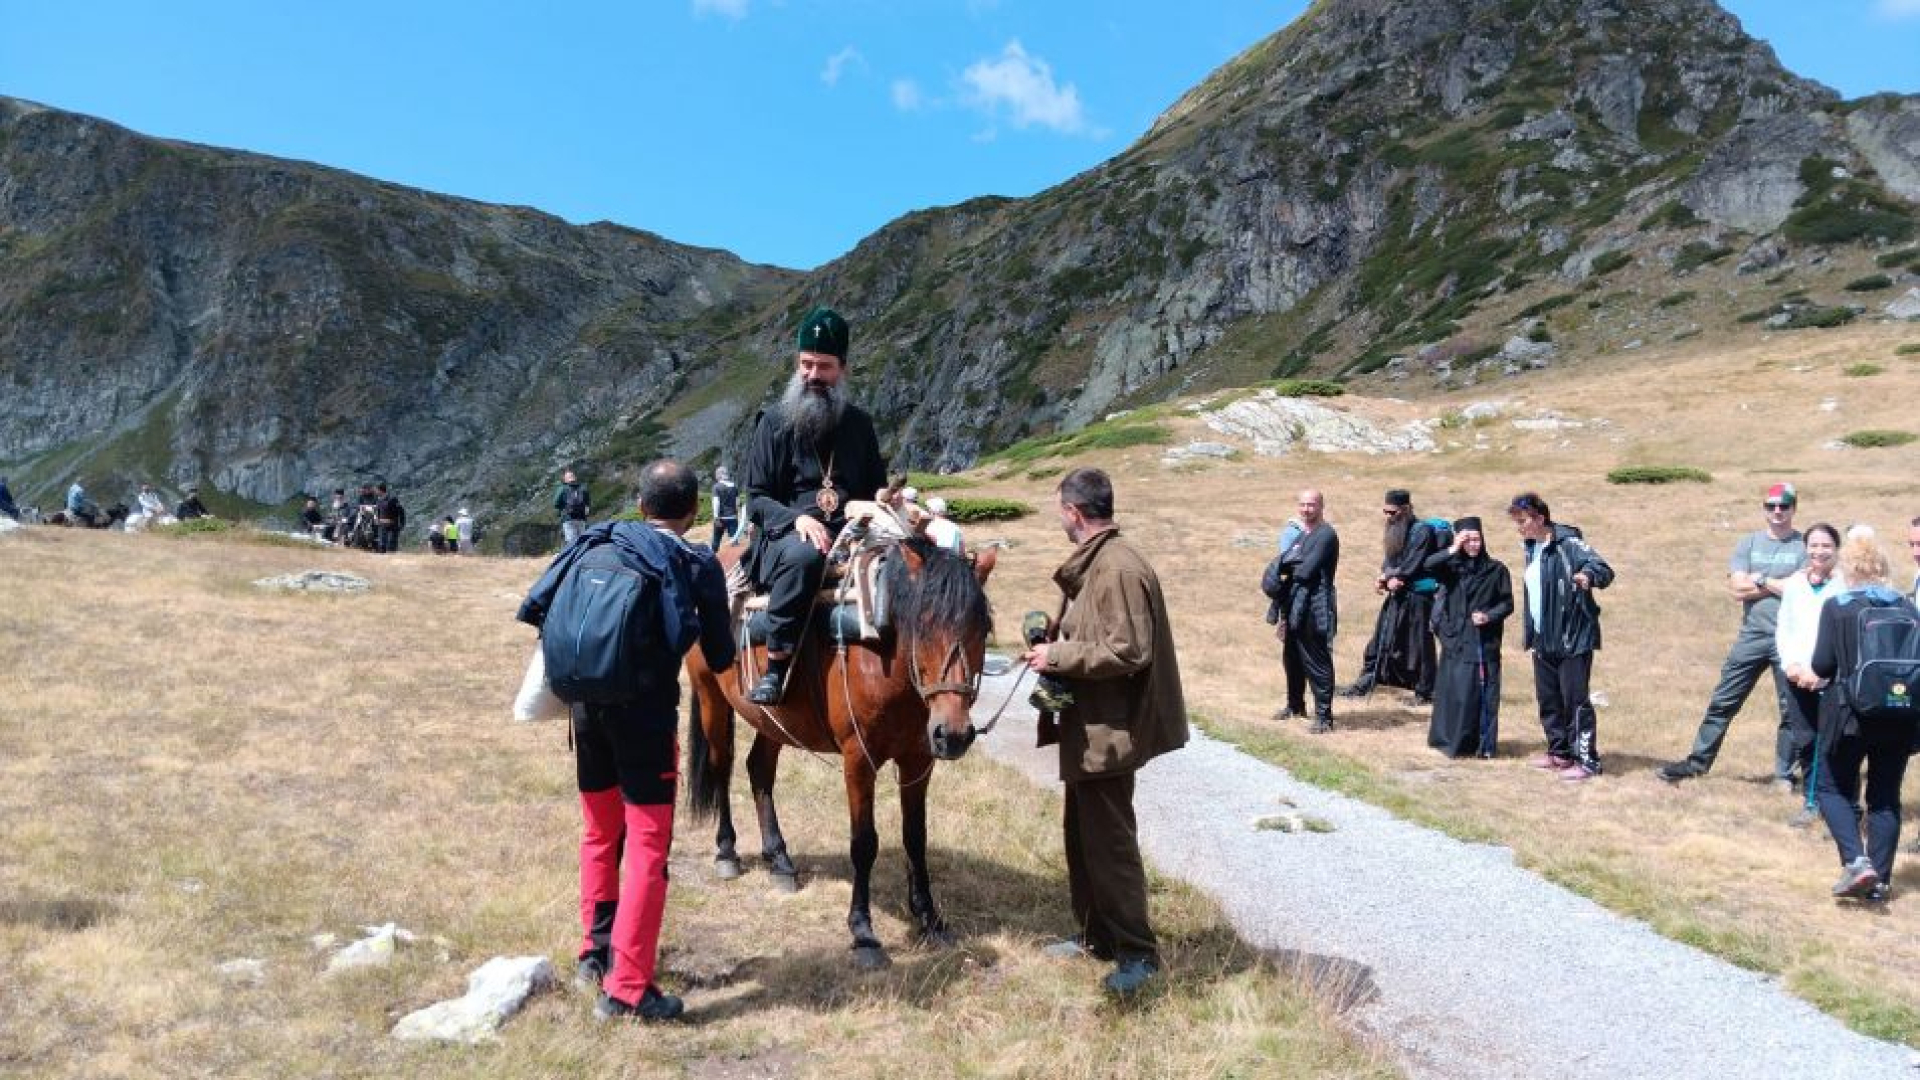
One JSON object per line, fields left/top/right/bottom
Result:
{"left": 1064, "top": 771, "right": 1158, "bottom": 963}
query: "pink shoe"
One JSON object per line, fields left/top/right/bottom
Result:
{"left": 1528, "top": 753, "right": 1574, "bottom": 770}
{"left": 1558, "top": 763, "right": 1596, "bottom": 782}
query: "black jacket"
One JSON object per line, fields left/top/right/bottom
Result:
{"left": 1384, "top": 519, "right": 1444, "bottom": 587}
{"left": 1423, "top": 548, "right": 1514, "bottom": 652}
{"left": 1264, "top": 525, "right": 1340, "bottom": 639}
{"left": 1518, "top": 523, "right": 1612, "bottom": 657}
{"left": 1811, "top": 585, "right": 1920, "bottom": 738}
{"left": 744, "top": 405, "right": 887, "bottom": 539}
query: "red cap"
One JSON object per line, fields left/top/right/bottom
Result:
{"left": 1765, "top": 483, "right": 1796, "bottom": 507}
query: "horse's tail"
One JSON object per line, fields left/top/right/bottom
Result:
{"left": 685, "top": 683, "right": 730, "bottom": 822}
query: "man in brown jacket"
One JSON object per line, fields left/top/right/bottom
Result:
{"left": 1023, "top": 468, "right": 1189, "bottom": 998}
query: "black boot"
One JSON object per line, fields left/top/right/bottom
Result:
{"left": 749, "top": 656, "right": 791, "bottom": 705}
{"left": 1337, "top": 679, "right": 1374, "bottom": 699}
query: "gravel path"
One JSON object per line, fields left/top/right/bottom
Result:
{"left": 970, "top": 668, "right": 1917, "bottom": 1079}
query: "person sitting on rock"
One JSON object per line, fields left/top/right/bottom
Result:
{"left": 174, "top": 487, "right": 210, "bottom": 521}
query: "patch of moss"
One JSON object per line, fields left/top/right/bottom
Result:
{"left": 1843, "top": 363, "right": 1885, "bottom": 377}
{"left": 1590, "top": 250, "right": 1633, "bottom": 276}
{"left": 1657, "top": 291, "right": 1697, "bottom": 309}
{"left": 1839, "top": 429, "right": 1916, "bottom": 449}
{"left": 1784, "top": 306, "right": 1857, "bottom": 330}
{"left": 1606, "top": 465, "right": 1712, "bottom": 485}
{"left": 1672, "top": 241, "right": 1734, "bottom": 274}
{"left": 1638, "top": 200, "right": 1700, "bottom": 232}
{"left": 1844, "top": 274, "right": 1894, "bottom": 292}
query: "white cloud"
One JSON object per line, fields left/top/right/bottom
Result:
{"left": 1876, "top": 0, "right": 1920, "bottom": 17}
{"left": 960, "top": 40, "right": 1089, "bottom": 135}
{"left": 821, "top": 46, "right": 864, "bottom": 87}
{"left": 891, "top": 78, "right": 925, "bottom": 112}
{"left": 692, "top": 0, "right": 749, "bottom": 19}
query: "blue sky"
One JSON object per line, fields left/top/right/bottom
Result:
{"left": 3, "top": 1, "right": 1916, "bottom": 270}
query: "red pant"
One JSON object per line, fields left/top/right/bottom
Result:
{"left": 574, "top": 704, "right": 678, "bottom": 1004}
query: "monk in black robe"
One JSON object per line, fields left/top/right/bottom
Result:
{"left": 1419, "top": 517, "right": 1514, "bottom": 758}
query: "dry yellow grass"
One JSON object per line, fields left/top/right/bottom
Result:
{"left": 0, "top": 527, "right": 1389, "bottom": 1078}
{"left": 962, "top": 320, "right": 1920, "bottom": 1043}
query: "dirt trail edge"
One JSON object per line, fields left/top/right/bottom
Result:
{"left": 970, "top": 668, "right": 1916, "bottom": 1080}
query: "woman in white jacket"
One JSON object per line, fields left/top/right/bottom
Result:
{"left": 1776, "top": 522, "right": 1844, "bottom": 825}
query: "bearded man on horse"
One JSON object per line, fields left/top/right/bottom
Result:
{"left": 741, "top": 305, "right": 888, "bottom": 705}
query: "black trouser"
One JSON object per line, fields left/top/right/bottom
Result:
{"left": 1532, "top": 650, "right": 1599, "bottom": 770}
{"left": 573, "top": 701, "right": 680, "bottom": 806}
{"left": 1354, "top": 591, "right": 1436, "bottom": 696}
{"left": 1782, "top": 683, "right": 1820, "bottom": 787}
{"left": 711, "top": 517, "right": 738, "bottom": 549}
{"left": 1284, "top": 629, "right": 1335, "bottom": 723}
{"left": 1814, "top": 718, "right": 1914, "bottom": 880}
{"left": 377, "top": 523, "right": 399, "bottom": 553}
{"left": 757, "top": 531, "right": 826, "bottom": 656}
{"left": 1063, "top": 771, "right": 1157, "bottom": 964}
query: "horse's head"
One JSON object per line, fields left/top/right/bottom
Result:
{"left": 888, "top": 538, "right": 994, "bottom": 761}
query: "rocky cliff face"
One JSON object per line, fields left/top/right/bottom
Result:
{"left": 4, "top": 0, "right": 1917, "bottom": 518}
{"left": 0, "top": 96, "right": 794, "bottom": 521}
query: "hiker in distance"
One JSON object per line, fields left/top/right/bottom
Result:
{"left": 710, "top": 466, "right": 740, "bottom": 549}
{"left": 518, "top": 459, "right": 735, "bottom": 1021}
{"left": 1265, "top": 489, "right": 1341, "bottom": 733}
{"left": 555, "top": 469, "right": 592, "bottom": 545}
{"left": 1658, "top": 483, "right": 1807, "bottom": 786}
{"left": 1420, "top": 517, "right": 1513, "bottom": 758}
{"left": 1024, "top": 468, "right": 1189, "bottom": 999}
{"left": 1509, "top": 492, "right": 1614, "bottom": 783}
{"left": 1340, "top": 489, "right": 1442, "bottom": 705}
{"left": 741, "top": 305, "right": 887, "bottom": 705}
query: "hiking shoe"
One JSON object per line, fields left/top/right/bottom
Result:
{"left": 1102, "top": 957, "right": 1160, "bottom": 999}
{"left": 1337, "top": 682, "right": 1373, "bottom": 699}
{"left": 1558, "top": 763, "right": 1597, "bottom": 783}
{"left": 747, "top": 665, "right": 788, "bottom": 705}
{"left": 1655, "top": 761, "right": 1704, "bottom": 784}
{"left": 574, "top": 951, "right": 608, "bottom": 992}
{"left": 1527, "top": 753, "right": 1574, "bottom": 770}
{"left": 1788, "top": 807, "right": 1818, "bottom": 830}
{"left": 1833, "top": 857, "right": 1880, "bottom": 899}
{"left": 1307, "top": 719, "right": 1334, "bottom": 735}
{"left": 595, "top": 986, "right": 685, "bottom": 1022}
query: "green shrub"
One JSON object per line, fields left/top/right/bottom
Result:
{"left": 906, "top": 472, "right": 978, "bottom": 492}
{"left": 1527, "top": 323, "right": 1553, "bottom": 343}
{"left": 1026, "top": 465, "right": 1063, "bottom": 480}
{"left": 1844, "top": 363, "right": 1885, "bottom": 377}
{"left": 1657, "top": 291, "right": 1697, "bottom": 309}
{"left": 983, "top": 422, "right": 1171, "bottom": 467}
{"left": 1735, "top": 309, "right": 1772, "bottom": 324}
{"left": 943, "top": 497, "right": 1035, "bottom": 523}
{"left": 1672, "top": 241, "right": 1734, "bottom": 275}
{"left": 1590, "top": 250, "right": 1633, "bottom": 276}
{"left": 1638, "top": 200, "right": 1700, "bottom": 232}
{"left": 1606, "top": 465, "right": 1713, "bottom": 485}
{"left": 155, "top": 518, "right": 236, "bottom": 537}
{"left": 1875, "top": 248, "right": 1918, "bottom": 269}
{"left": 1783, "top": 203, "right": 1916, "bottom": 246}
{"left": 1840, "top": 430, "right": 1917, "bottom": 449}
{"left": 1517, "top": 294, "right": 1577, "bottom": 319}
{"left": 1438, "top": 411, "right": 1469, "bottom": 430}
{"left": 1785, "top": 306, "right": 1857, "bottom": 330}
{"left": 1264, "top": 378, "right": 1345, "bottom": 397}
{"left": 1896, "top": 344, "right": 1920, "bottom": 356}
{"left": 1844, "top": 274, "right": 1894, "bottom": 292}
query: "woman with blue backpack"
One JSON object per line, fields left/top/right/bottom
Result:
{"left": 1810, "top": 537, "right": 1920, "bottom": 902}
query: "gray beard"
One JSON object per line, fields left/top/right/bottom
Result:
{"left": 779, "top": 373, "right": 847, "bottom": 447}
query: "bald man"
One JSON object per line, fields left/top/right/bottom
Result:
{"left": 1274, "top": 490, "right": 1341, "bottom": 733}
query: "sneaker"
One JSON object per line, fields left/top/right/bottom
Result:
{"left": 1788, "top": 807, "right": 1818, "bottom": 830}
{"left": 574, "top": 952, "right": 608, "bottom": 992}
{"left": 1102, "top": 957, "right": 1160, "bottom": 999}
{"left": 1528, "top": 753, "right": 1574, "bottom": 770}
{"left": 1832, "top": 856, "right": 1880, "bottom": 899}
{"left": 1655, "top": 761, "right": 1704, "bottom": 783}
{"left": 1866, "top": 882, "right": 1891, "bottom": 903}
{"left": 1558, "top": 763, "right": 1597, "bottom": 783}
{"left": 1307, "top": 720, "right": 1334, "bottom": 735}
{"left": 595, "top": 986, "right": 685, "bottom": 1022}
{"left": 1337, "top": 682, "right": 1373, "bottom": 699}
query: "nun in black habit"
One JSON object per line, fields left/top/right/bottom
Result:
{"left": 1419, "top": 517, "right": 1514, "bottom": 758}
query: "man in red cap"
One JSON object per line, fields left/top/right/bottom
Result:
{"left": 1658, "top": 483, "right": 1808, "bottom": 785}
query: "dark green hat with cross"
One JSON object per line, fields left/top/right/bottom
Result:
{"left": 795, "top": 305, "right": 850, "bottom": 362}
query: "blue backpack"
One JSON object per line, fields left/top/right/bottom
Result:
{"left": 540, "top": 525, "right": 697, "bottom": 705}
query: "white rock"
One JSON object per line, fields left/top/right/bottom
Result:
{"left": 1885, "top": 288, "right": 1920, "bottom": 320}
{"left": 256, "top": 570, "right": 372, "bottom": 593}
{"left": 1161, "top": 441, "right": 1237, "bottom": 465}
{"left": 391, "top": 956, "right": 556, "bottom": 1044}
{"left": 1819, "top": 397, "right": 1840, "bottom": 413}
{"left": 216, "top": 958, "right": 267, "bottom": 983}
{"left": 326, "top": 922, "right": 415, "bottom": 974}
{"left": 1201, "top": 393, "right": 1436, "bottom": 457}
{"left": 0, "top": 516, "right": 20, "bottom": 535}
{"left": 1460, "top": 400, "right": 1511, "bottom": 421}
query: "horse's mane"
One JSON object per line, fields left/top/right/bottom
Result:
{"left": 887, "top": 537, "right": 993, "bottom": 642}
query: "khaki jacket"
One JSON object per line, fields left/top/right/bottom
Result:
{"left": 1040, "top": 528, "right": 1189, "bottom": 782}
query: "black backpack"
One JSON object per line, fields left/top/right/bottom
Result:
{"left": 1845, "top": 600, "right": 1920, "bottom": 723}
{"left": 564, "top": 485, "right": 589, "bottom": 520}
{"left": 541, "top": 533, "right": 694, "bottom": 705}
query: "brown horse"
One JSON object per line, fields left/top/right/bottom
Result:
{"left": 685, "top": 536, "right": 996, "bottom": 969}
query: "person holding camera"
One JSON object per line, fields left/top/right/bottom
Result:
{"left": 1022, "top": 468, "right": 1188, "bottom": 999}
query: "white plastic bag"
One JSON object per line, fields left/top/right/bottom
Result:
{"left": 512, "top": 648, "right": 569, "bottom": 723}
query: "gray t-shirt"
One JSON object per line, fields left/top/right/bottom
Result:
{"left": 1731, "top": 529, "right": 1806, "bottom": 631}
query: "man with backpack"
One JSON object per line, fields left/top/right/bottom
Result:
{"left": 1810, "top": 537, "right": 1920, "bottom": 901}
{"left": 1657, "top": 484, "right": 1807, "bottom": 786}
{"left": 517, "top": 459, "right": 735, "bottom": 1021}
{"left": 555, "top": 470, "right": 592, "bottom": 545}
{"left": 1340, "top": 489, "right": 1444, "bottom": 704}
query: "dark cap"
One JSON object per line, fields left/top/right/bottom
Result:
{"left": 1453, "top": 516, "right": 1483, "bottom": 533}
{"left": 1385, "top": 489, "right": 1411, "bottom": 507}
{"left": 796, "top": 306, "right": 850, "bottom": 361}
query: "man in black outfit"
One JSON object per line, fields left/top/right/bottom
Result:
{"left": 374, "top": 482, "right": 405, "bottom": 554}
{"left": 710, "top": 466, "right": 740, "bottom": 549}
{"left": 742, "top": 306, "right": 888, "bottom": 704}
{"left": 1342, "top": 488, "right": 1442, "bottom": 704}
{"left": 1272, "top": 489, "right": 1341, "bottom": 733}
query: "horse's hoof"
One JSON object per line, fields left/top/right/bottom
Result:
{"left": 851, "top": 945, "right": 892, "bottom": 971}
{"left": 919, "top": 927, "right": 959, "bottom": 950}
{"left": 714, "top": 857, "right": 743, "bottom": 881}
{"left": 769, "top": 872, "right": 800, "bottom": 895}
